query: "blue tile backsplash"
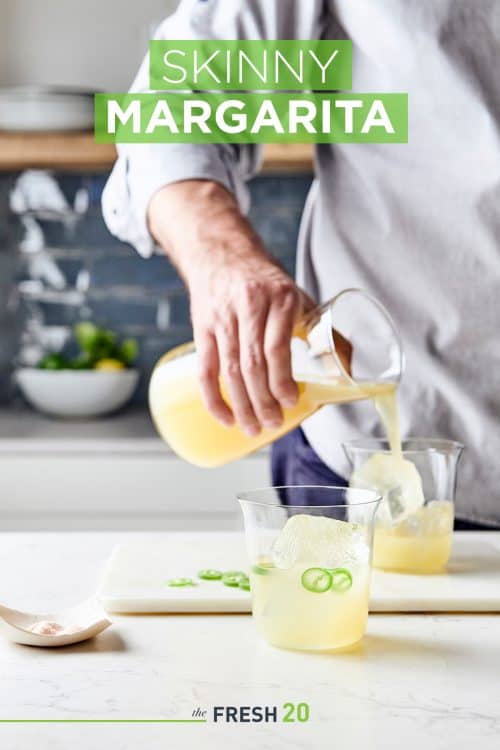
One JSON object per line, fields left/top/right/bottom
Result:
{"left": 0, "top": 170, "right": 312, "bottom": 403}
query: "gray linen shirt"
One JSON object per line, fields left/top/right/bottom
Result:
{"left": 103, "top": 0, "right": 500, "bottom": 526}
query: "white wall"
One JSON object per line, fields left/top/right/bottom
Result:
{"left": 0, "top": 452, "right": 269, "bottom": 530}
{"left": 0, "top": 0, "right": 179, "bottom": 91}
{"left": 0, "top": 5, "right": 7, "bottom": 80}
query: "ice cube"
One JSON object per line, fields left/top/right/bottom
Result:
{"left": 271, "top": 513, "right": 369, "bottom": 569}
{"left": 394, "top": 500, "right": 454, "bottom": 537}
{"left": 349, "top": 453, "right": 425, "bottom": 524}
{"left": 422, "top": 500, "right": 454, "bottom": 535}
{"left": 394, "top": 508, "right": 425, "bottom": 537}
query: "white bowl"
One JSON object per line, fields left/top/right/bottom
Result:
{"left": 0, "top": 86, "right": 95, "bottom": 132}
{"left": 16, "top": 368, "right": 139, "bottom": 418}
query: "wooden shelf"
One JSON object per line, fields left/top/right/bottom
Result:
{"left": 0, "top": 132, "right": 313, "bottom": 173}
{"left": 261, "top": 143, "right": 314, "bottom": 173}
{"left": 0, "top": 132, "right": 115, "bottom": 171}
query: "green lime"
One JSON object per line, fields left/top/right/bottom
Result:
{"left": 70, "top": 353, "right": 94, "bottom": 370}
{"left": 301, "top": 567, "right": 333, "bottom": 594}
{"left": 119, "top": 338, "right": 139, "bottom": 366}
{"left": 38, "top": 353, "right": 69, "bottom": 370}
{"left": 238, "top": 579, "right": 251, "bottom": 591}
{"left": 197, "top": 569, "right": 223, "bottom": 581}
{"left": 167, "top": 577, "right": 195, "bottom": 587}
{"left": 330, "top": 568, "right": 353, "bottom": 592}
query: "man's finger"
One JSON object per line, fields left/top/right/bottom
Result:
{"left": 195, "top": 330, "right": 233, "bottom": 426}
{"left": 238, "top": 291, "right": 283, "bottom": 430}
{"left": 215, "top": 317, "right": 260, "bottom": 436}
{"left": 264, "top": 288, "right": 301, "bottom": 408}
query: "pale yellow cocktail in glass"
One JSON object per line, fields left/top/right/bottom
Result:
{"left": 238, "top": 486, "right": 381, "bottom": 651}
{"left": 344, "top": 439, "right": 464, "bottom": 574}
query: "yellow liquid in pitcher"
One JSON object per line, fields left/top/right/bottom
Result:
{"left": 251, "top": 562, "right": 370, "bottom": 651}
{"left": 149, "top": 343, "right": 397, "bottom": 468}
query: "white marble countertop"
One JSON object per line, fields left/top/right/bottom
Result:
{"left": 0, "top": 532, "right": 499, "bottom": 750}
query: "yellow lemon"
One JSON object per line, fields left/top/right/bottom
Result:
{"left": 94, "top": 358, "right": 126, "bottom": 371}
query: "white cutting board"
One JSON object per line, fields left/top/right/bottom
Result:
{"left": 98, "top": 531, "right": 500, "bottom": 613}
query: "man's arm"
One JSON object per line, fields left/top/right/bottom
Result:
{"left": 103, "top": 0, "right": 325, "bottom": 433}
{"left": 149, "top": 179, "right": 313, "bottom": 435}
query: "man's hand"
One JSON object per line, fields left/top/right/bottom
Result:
{"left": 189, "top": 246, "right": 312, "bottom": 436}
{"left": 148, "top": 180, "right": 313, "bottom": 435}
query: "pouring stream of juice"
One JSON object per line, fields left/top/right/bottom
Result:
{"left": 373, "top": 390, "right": 402, "bottom": 457}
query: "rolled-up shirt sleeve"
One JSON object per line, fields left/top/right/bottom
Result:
{"left": 103, "top": 141, "right": 255, "bottom": 258}
{"left": 102, "top": 0, "right": 325, "bottom": 257}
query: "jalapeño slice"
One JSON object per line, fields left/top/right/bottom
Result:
{"left": 301, "top": 568, "right": 333, "bottom": 593}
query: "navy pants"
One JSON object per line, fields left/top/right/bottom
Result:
{"left": 271, "top": 426, "right": 347, "bottom": 507}
{"left": 271, "top": 427, "right": 493, "bottom": 530}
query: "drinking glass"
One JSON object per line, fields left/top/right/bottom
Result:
{"left": 343, "top": 438, "right": 464, "bottom": 574}
{"left": 237, "top": 486, "right": 381, "bottom": 651}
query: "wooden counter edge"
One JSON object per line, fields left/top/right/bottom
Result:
{"left": 0, "top": 133, "right": 314, "bottom": 173}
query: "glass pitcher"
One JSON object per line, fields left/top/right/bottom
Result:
{"left": 149, "top": 288, "right": 404, "bottom": 467}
